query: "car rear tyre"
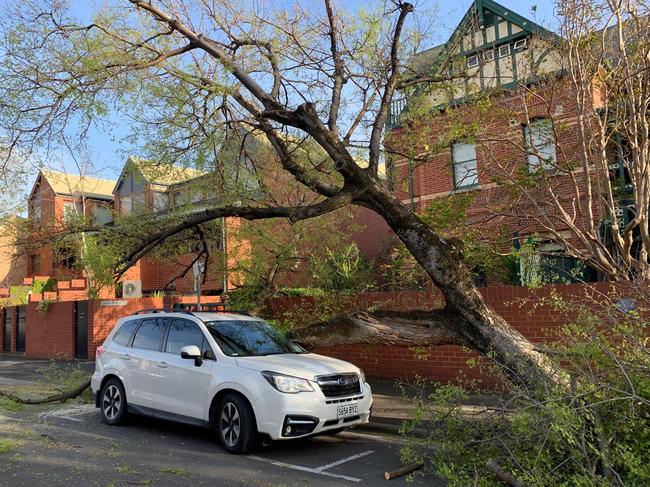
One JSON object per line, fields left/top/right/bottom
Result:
{"left": 217, "top": 393, "right": 258, "bottom": 454}
{"left": 100, "top": 378, "right": 128, "bottom": 426}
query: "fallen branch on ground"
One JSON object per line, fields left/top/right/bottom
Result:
{"left": 0, "top": 379, "right": 91, "bottom": 404}
{"left": 486, "top": 459, "right": 527, "bottom": 487}
{"left": 384, "top": 462, "right": 423, "bottom": 480}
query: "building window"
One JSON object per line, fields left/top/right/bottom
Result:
{"left": 524, "top": 118, "right": 556, "bottom": 171}
{"left": 63, "top": 201, "right": 83, "bottom": 222}
{"left": 30, "top": 254, "right": 40, "bottom": 274}
{"left": 498, "top": 43, "right": 510, "bottom": 58}
{"left": 93, "top": 205, "right": 112, "bottom": 225}
{"left": 173, "top": 190, "right": 188, "bottom": 207}
{"left": 53, "top": 243, "right": 76, "bottom": 270}
{"left": 467, "top": 54, "right": 479, "bottom": 68}
{"left": 120, "top": 196, "right": 132, "bottom": 214}
{"left": 483, "top": 49, "right": 494, "bottom": 62}
{"left": 32, "top": 192, "right": 42, "bottom": 221}
{"left": 513, "top": 38, "right": 528, "bottom": 51}
{"left": 452, "top": 142, "right": 479, "bottom": 189}
{"left": 153, "top": 192, "right": 168, "bottom": 213}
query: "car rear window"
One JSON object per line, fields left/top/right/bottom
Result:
{"left": 132, "top": 318, "right": 167, "bottom": 351}
{"left": 112, "top": 319, "right": 139, "bottom": 347}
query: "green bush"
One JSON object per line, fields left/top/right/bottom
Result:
{"left": 400, "top": 286, "right": 650, "bottom": 486}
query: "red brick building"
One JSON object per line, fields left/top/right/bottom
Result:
{"left": 386, "top": 0, "right": 606, "bottom": 284}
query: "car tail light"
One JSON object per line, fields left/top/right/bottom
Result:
{"left": 96, "top": 345, "right": 106, "bottom": 359}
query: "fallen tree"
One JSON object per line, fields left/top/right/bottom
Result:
{"left": 0, "top": 380, "right": 90, "bottom": 405}
{"left": 0, "top": 0, "right": 588, "bottom": 389}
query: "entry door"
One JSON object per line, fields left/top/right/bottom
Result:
{"left": 2, "top": 309, "right": 11, "bottom": 352}
{"left": 16, "top": 306, "right": 26, "bottom": 352}
{"left": 75, "top": 301, "right": 88, "bottom": 359}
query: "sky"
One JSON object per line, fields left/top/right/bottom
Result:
{"left": 50, "top": 0, "right": 557, "bottom": 185}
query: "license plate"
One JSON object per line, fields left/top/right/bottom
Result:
{"left": 337, "top": 403, "right": 358, "bottom": 418}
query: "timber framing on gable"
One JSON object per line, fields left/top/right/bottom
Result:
{"left": 390, "top": 0, "right": 561, "bottom": 127}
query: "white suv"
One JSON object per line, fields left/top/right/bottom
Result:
{"left": 91, "top": 308, "right": 372, "bottom": 453}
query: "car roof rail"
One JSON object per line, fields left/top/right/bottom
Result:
{"left": 175, "top": 302, "right": 255, "bottom": 317}
{"left": 134, "top": 308, "right": 194, "bottom": 315}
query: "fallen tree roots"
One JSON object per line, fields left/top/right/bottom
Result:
{"left": 0, "top": 379, "right": 91, "bottom": 405}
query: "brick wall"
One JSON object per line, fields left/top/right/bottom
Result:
{"left": 266, "top": 282, "right": 615, "bottom": 388}
{"left": 24, "top": 302, "right": 75, "bottom": 358}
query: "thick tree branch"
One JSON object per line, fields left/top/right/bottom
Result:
{"left": 367, "top": 1, "right": 413, "bottom": 174}
{"left": 290, "top": 309, "right": 468, "bottom": 348}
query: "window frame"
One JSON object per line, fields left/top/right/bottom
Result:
{"left": 451, "top": 142, "right": 479, "bottom": 190}
{"left": 466, "top": 54, "right": 479, "bottom": 68}
{"left": 483, "top": 49, "right": 494, "bottom": 62}
{"left": 498, "top": 43, "right": 510, "bottom": 58}
{"left": 523, "top": 118, "right": 557, "bottom": 172}
{"left": 513, "top": 38, "right": 527, "bottom": 51}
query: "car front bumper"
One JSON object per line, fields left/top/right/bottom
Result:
{"left": 252, "top": 383, "right": 373, "bottom": 440}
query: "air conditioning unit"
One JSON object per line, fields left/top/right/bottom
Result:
{"left": 122, "top": 280, "right": 142, "bottom": 298}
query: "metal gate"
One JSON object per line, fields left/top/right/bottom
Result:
{"left": 75, "top": 300, "right": 88, "bottom": 359}
{"left": 16, "top": 306, "right": 26, "bottom": 352}
{"left": 2, "top": 308, "right": 11, "bottom": 352}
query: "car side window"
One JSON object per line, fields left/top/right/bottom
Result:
{"left": 113, "top": 319, "right": 139, "bottom": 347}
{"left": 132, "top": 318, "right": 167, "bottom": 351}
{"left": 165, "top": 318, "right": 206, "bottom": 355}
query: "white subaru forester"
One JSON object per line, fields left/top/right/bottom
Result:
{"left": 91, "top": 308, "right": 373, "bottom": 453}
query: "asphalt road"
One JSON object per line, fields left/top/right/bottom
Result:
{"left": 0, "top": 403, "right": 443, "bottom": 487}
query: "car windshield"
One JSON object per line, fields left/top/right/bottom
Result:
{"left": 204, "top": 320, "right": 306, "bottom": 357}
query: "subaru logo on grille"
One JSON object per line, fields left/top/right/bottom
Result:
{"left": 337, "top": 377, "right": 346, "bottom": 385}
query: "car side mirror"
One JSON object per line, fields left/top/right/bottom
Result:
{"left": 180, "top": 345, "right": 202, "bottom": 367}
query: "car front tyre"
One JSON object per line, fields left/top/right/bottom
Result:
{"left": 100, "top": 378, "right": 128, "bottom": 426}
{"left": 217, "top": 393, "right": 257, "bottom": 454}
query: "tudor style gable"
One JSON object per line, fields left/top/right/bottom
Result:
{"left": 391, "top": 0, "right": 562, "bottom": 122}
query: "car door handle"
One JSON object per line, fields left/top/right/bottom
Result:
{"left": 157, "top": 361, "right": 168, "bottom": 368}
{"left": 122, "top": 354, "right": 131, "bottom": 360}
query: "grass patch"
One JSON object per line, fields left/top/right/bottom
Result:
{"left": 116, "top": 465, "right": 132, "bottom": 473}
{"left": 0, "top": 438, "right": 23, "bottom": 454}
{"left": 0, "top": 397, "right": 23, "bottom": 412}
{"left": 159, "top": 466, "right": 188, "bottom": 476}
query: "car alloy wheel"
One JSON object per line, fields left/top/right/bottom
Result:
{"left": 220, "top": 401, "right": 241, "bottom": 448}
{"left": 103, "top": 384, "right": 122, "bottom": 421}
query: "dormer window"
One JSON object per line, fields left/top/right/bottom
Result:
{"left": 467, "top": 54, "right": 479, "bottom": 68}
{"left": 513, "top": 38, "right": 527, "bottom": 51}
{"left": 499, "top": 44, "right": 510, "bottom": 58}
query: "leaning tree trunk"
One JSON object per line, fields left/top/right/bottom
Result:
{"left": 294, "top": 178, "right": 561, "bottom": 389}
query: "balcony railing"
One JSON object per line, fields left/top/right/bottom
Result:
{"left": 387, "top": 96, "right": 407, "bottom": 129}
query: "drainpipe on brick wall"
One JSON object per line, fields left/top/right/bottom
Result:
{"left": 408, "top": 158, "right": 415, "bottom": 210}
{"left": 222, "top": 217, "right": 228, "bottom": 293}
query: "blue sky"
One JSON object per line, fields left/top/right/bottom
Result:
{"left": 58, "top": 0, "right": 556, "bottom": 183}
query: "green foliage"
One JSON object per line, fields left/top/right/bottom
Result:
{"left": 37, "top": 360, "right": 90, "bottom": 394}
{"left": 310, "top": 243, "right": 375, "bottom": 293}
{"left": 278, "top": 287, "right": 326, "bottom": 297}
{"left": 401, "top": 287, "right": 650, "bottom": 486}
{"left": 0, "top": 397, "right": 23, "bottom": 412}
{"left": 31, "top": 278, "right": 56, "bottom": 294}
{"left": 36, "top": 299, "right": 54, "bottom": 314}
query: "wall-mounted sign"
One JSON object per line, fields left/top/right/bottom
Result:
{"left": 100, "top": 300, "right": 128, "bottom": 307}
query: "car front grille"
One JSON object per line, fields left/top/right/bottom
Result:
{"left": 315, "top": 373, "right": 361, "bottom": 398}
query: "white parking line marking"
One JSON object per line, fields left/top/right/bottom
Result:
{"left": 314, "top": 450, "right": 374, "bottom": 472}
{"left": 248, "top": 455, "right": 366, "bottom": 483}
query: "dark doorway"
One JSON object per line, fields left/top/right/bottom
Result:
{"left": 16, "top": 306, "right": 26, "bottom": 352}
{"left": 2, "top": 308, "right": 11, "bottom": 352}
{"left": 75, "top": 300, "right": 88, "bottom": 359}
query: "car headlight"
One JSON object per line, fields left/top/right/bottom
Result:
{"left": 359, "top": 368, "right": 366, "bottom": 384}
{"left": 261, "top": 371, "right": 314, "bottom": 393}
